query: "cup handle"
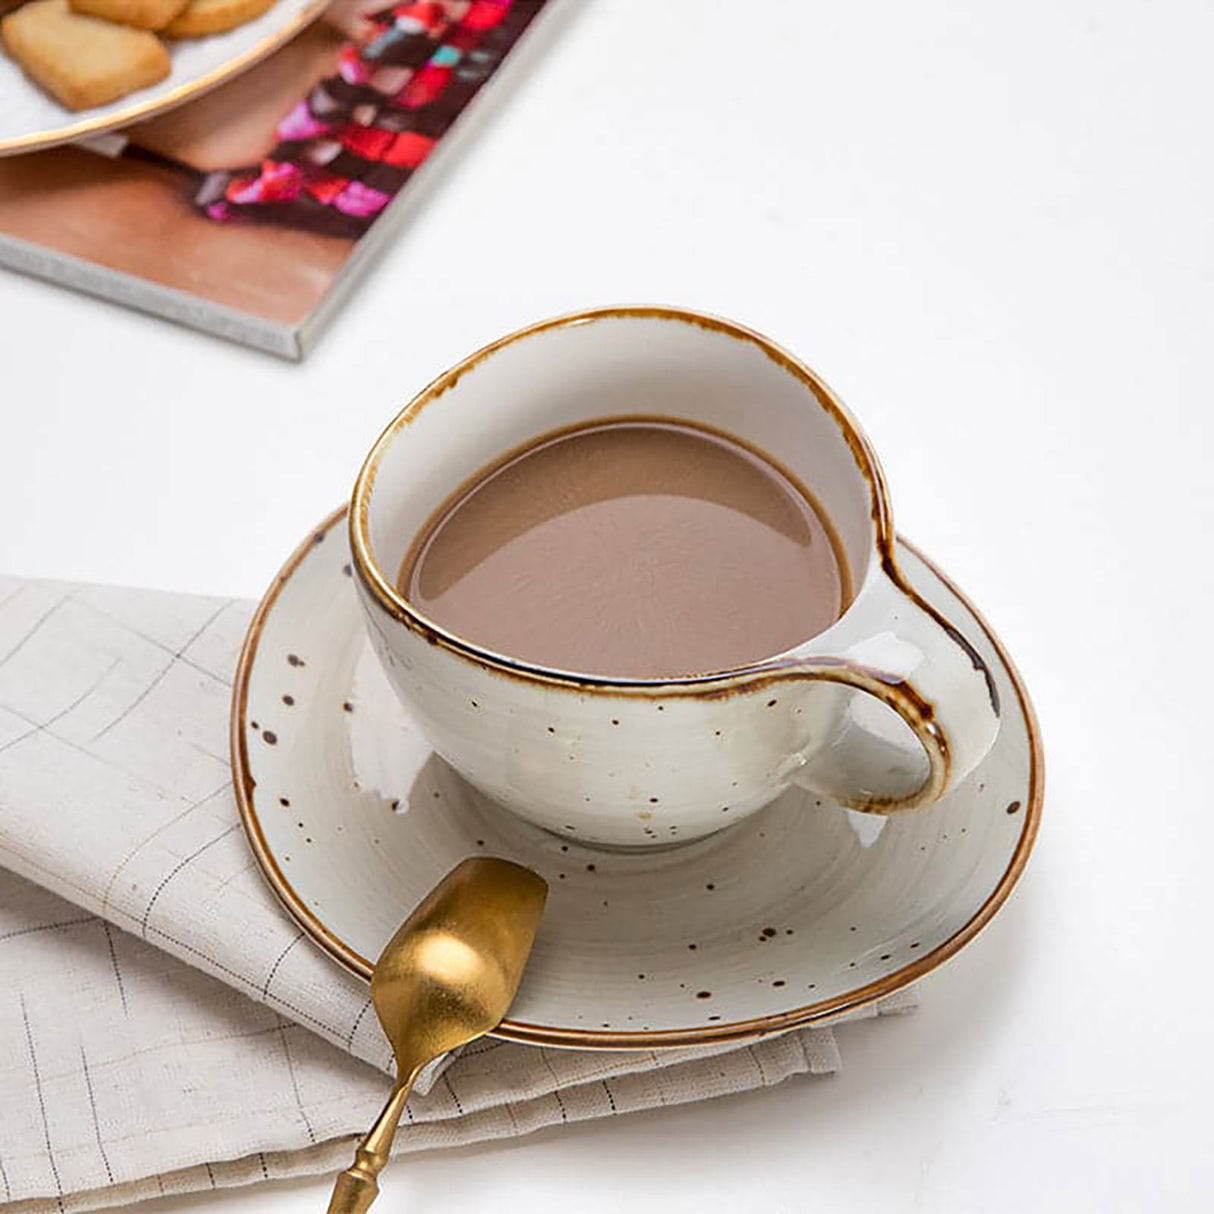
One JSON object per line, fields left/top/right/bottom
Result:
{"left": 783, "top": 566, "right": 1000, "bottom": 813}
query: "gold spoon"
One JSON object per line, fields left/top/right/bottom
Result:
{"left": 327, "top": 856, "right": 547, "bottom": 1214}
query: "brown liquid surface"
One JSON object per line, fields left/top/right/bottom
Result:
{"left": 399, "top": 420, "right": 845, "bottom": 679}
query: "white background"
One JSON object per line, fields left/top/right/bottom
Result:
{"left": 3, "top": 0, "right": 1212, "bottom": 1209}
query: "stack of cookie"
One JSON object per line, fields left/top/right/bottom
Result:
{"left": 1, "top": 0, "right": 276, "bottom": 111}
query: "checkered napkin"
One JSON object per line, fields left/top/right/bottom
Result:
{"left": 0, "top": 575, "right": 914, "bottom": 1212}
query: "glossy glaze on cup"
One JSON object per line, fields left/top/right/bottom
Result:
{"left": 351, "top": 308, "right": 1001, "bottom": 848}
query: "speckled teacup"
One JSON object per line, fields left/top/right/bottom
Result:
{"left": 350, "top": 307, "right": 999, "bottom": 848}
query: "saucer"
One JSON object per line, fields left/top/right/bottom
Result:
{"left": 233, "top": 508, "right": 1041, "bottom": 1049}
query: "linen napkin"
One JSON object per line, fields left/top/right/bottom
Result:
{"left": 0, "top": 575, "right": 914, "bottom": 1213}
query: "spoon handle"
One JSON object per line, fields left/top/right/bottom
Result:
{"left": 327, "top": 1075, "right": 416, "bottom": 1214}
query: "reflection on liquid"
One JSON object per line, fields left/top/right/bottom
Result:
{"left": 399, "top": 421, "right": 845, "bottom": 678}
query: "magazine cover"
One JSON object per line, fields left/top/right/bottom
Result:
{"left": 0, "top": 0, "right": 551, "bottom": 358}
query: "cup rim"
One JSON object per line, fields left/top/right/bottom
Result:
{"left": 349, "top": 304, "right": 896, "bottom": 691}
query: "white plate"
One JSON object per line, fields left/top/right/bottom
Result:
{"left": 233, "top": 507, "right": 1042, "bottom": 1049}
{"left": 0, "top": 0, "right": 325, "bottom": 156}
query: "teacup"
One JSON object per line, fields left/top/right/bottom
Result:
{"left": 350, "top": 307, "right": 1000, "bottom": 848}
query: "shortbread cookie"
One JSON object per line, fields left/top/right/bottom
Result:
{"left": 70, "top": 0, "right": 189, "bottom": 31}
{"left": 1, "top": 0, "right": 170, "bottom": 110}
{"left": 163, "top": 0, "right": 272, "bottom": 37}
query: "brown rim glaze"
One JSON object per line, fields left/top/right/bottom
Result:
{"left": 348, "top": 305, "right": 968, "bottom": 809}
{"left": 232, "top": 505, "right": 1043, "bottom": 1051}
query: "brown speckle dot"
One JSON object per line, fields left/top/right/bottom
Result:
{"left": 560, "top": 844, "right": 569, "bottom": 852}
{"left": 558, "top": 872, "right": 566, "bottom": 880}
{"left": 278, "top": 797, "right": 290, "bottom": 807}
{"left": 287, "top": 654, "right": 304, "bottom": 667}
{"left": 773, "top": 979, "right": 785, "bottom": 987}
{"left": 708, "top": 1014, "right": 721, "bottom": 1021}
{"left": 476, "top": 839, "right": 485, "bottom": 847}
{"left": 656, "top": 705, "right": 665, "bottom": 711}
{"left": 721, "top": 806, "right": 730, "bottom": 813}
{"left": 282, "top": 694, "right": 294, "bottom": 706}
{"left": 910, "top": 941, "right": 920, "bottom": 949}
{"left": 342, "top": 563, "right": 352, "bottom": 577}
{"left": 263, "top": 731, "right": 278, "bottom": 745}
{"left": 433, "top": 791, "right": 441, "bottom": 799}
{"left": 849, "top": 925, "right": 857, "bottom": 932}
{"left": 706, "top": 883, "right": 715, "bottom": 891}
{"left": 714, "top": 729, "right": 722, "bottom": 737}
{"left": 637, "top": 974, "right": 645, "bottom": 980}
{"left": 1006, "top": 800, "right": 1022, "bottom": 815}
{"left": 470, "top": 699, "right": 479, "bottom": 708}
{"left": 547, "top": 726, "right": 556, "bottom": 734}
{"left": 342, "top": 701, "right": 354, "bottom": 713}
{"left": 649, "top": 796, "right": 659, "bottom": 804}
{"left": 304, "top": 837, "right": 313, "bottom": 844}
{"left": 586, "top": 863, "right": 596, "bottom": 872}
{"left": 688, "top": 943, "right": 697, "bottom": 951}
{"left": 390, "top": 799, "right": 400, "bottom": 810}
{"left": 312, "top": 532, "right": 325, "bottom": 545}
{"left": 880, "top": 954, "right": 890, "bottom": 961}
{"left": 766, "top": 698, "right": 778, "bottom": 708}
{"left": 250, "top": 721, "right": 259, "bottom": 731}
{"left": 762, "top": 927, "right": 777, "bottom": 938}
{"left": 601, "top": 1023, "right": 610, "bottom": 1029}
{"left": 611, "top": 718, "right": 620, "bottom": 726}
{"left": 564, "top": 824, "right": 576, "bottom": 832}
{"left": 807, "top": 983, "right": 816, "bottom": 990}
{"left": 372, "top": 837, "right": 381, "bottom": 845}
{"left": 296, "top": 821, "right": 304, "bottom": 828}
{"left": 849, "top": 961, "right": 857, "bottom": 968}
{"left": 695, "top": 990, "right": 712, "bottom": 1000}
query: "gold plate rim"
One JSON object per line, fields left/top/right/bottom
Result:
{"left": 231, "top": 505, "right": 1044, "bottom": 1050}
{"left": 0, "top": 0, "right": 328, "bottom": 158}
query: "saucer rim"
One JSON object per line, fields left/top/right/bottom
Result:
{"left": 231, "top": 506, "right": 1043, "bottom": 1050}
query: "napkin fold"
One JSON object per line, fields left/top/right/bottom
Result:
{"left": 0, "top": 575, "right": 914, "bottom": 1212}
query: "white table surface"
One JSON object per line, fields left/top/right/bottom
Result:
{"left": 3, "top": 1, "right": 1211, "bottom": 1209}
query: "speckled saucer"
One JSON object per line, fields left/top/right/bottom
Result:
{"left": 233, "top": 508, "right": 1041, "bottom": 1050}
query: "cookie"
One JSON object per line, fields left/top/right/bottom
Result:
{"left": 69, "top": 0, "right": 189, "bottom": 30}
{"left": 1, "top": 0, "right": 170, "bottom": 110}
{"left": 163, "top": 0, "right": 272, "bottom": 37}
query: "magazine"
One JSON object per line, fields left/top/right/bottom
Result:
{"left": 0, "top": 0, "right": 551, "bottom": 358}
